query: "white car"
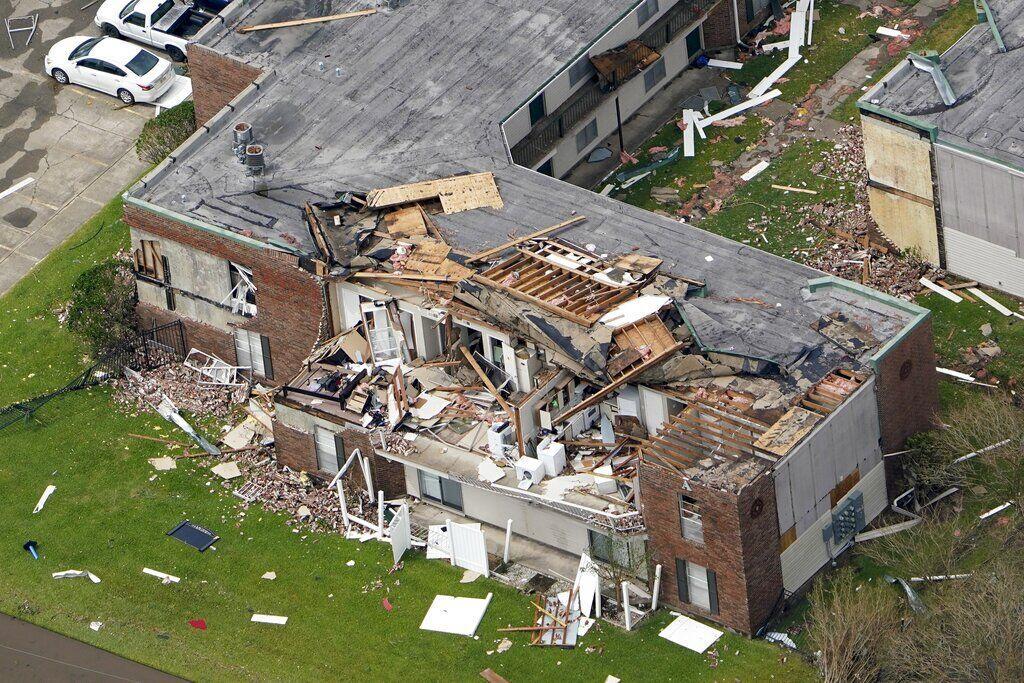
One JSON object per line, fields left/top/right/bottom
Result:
{"left": 44, "top": 35, "right": 176, "bottom": 105}
{"left": 95, "top": 0, "right": 214, "bottom": 62}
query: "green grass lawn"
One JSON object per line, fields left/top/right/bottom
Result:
{"left": 831, "top": 0, "right": 977, "bottom": 122}
{"left": 736, "top": 0, "right": 882, "bottom": 103}
{"left": 697, "top": 138, "right": 848, "bottom": 259}
{"left": 0, "top": 198, "right": 813, "bottom": 681}
{"left": 612, "top": 112, "right": 771, "bottom": 212}
{"left": 915, "top": 288, "right": 1024, "bottom": 409}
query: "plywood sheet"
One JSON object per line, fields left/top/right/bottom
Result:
{"left": 867, "top": 185, "right": 941, "bottom": 263}
{"left": 862, "top": 115, "right": 934, "bottom": 198}
{"left": 367, "top": 173, "right": 503, "bottom": 214}
{"left": 755, "top": 406, "right": 822, "bottom": 457}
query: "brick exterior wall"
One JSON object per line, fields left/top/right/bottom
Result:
{"left": 137, "top": 301, "right": 235, "bottom": 365}
{"left": 874, "top": 316, "right": 940, "bottom": 498}
{"left": 125, "top": 204, "right": 327, "bottom": 385}
{"left": 275, "top": 421, "right": 317, "bottom": 472}
{"left": 639, "top": 461, "right": 783, "bottom": 634}
{"left": 874, "top": 317, "right": 940, "bottom": 452}
{"left": 187, "top": 43, "right": 262, "bottom": 126}
{"left": 702, "top": 0, "right": 772, "bottom": 50}
{"left": 272, "top": 404, "right": 407, "bottom": 499}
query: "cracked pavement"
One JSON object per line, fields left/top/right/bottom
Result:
{"left": 0, "top": 0, "right": 154, "bottom": 295}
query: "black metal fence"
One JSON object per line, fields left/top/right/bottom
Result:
{"left": 0, "top": 320, "right": 186, "bottom": 431}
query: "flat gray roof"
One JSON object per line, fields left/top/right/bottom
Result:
{"left": 130, "top": 0, "right": 920, "bottom": 365}
{"left": 864, "top": 0, "right": 1024, "bottom": 168}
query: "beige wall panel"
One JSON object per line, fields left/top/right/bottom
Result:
{"left": 867, "top": 186, "right": 941, "bottom": 263}
{"left": 862, "top": 115, "right": 934, "bottom": 199}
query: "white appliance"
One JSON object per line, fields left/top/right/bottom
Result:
{"left": 487, "top": 421, "right": 515, "bottom": 458}
{"left": 514, "top": 456, "right": 546, "bottom": 484}
{"left": 536, "top": 437, "right": 567, "bottom": 478}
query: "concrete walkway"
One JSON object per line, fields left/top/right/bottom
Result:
{"left": 0, "top": 0, "right": 153, "bottom": 296}
{"left": 0, "top": 614, "right": 183, "bottom": 682}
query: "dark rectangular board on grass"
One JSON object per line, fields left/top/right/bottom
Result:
{"left": 168, "top": 520, "right": 219, "bottom": 552}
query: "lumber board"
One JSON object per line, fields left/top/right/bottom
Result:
{"left": 239, "top": 8, "right": 375, "bottom": 32}
{"left": 467, "top": 216, "right": 585, "bottom": 263}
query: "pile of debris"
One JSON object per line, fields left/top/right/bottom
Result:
{"left": 113, "top": 363, "right": 247, "bottom": 418}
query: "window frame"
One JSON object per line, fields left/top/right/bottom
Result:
{"left": 228, "top": 262, "right": 257, "bottom": 316}
{"left": 568, "top": 56, "right": 596, "bottom": 87}
{"left": 588, "top": 529, "right": 615, "bottom": 564}
{"left": 636, "top": 0, "right": 659, "bottom": 27}
{"left": 528, "top": 93, "right": 546, "bottom": 125}
{"left": 643, "top": 57, "right": 667, "bottom": 93}
{"left": 679, "top": 494, "right": 704, "bottom": 544}
{"left": 234, "top": 329, "right": 272, "bottom": 379}
{"left": 314, "top": 425, "right": 342, "bottom": 474}
{"left": 575, "top": 118, "right": 598, "bottom": 153}
{"left": 418, "top": 470, "right": 464, "bottom": 511}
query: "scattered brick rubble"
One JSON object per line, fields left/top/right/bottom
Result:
{"left": 112, "top": 363, "right": 246, "bottom": 418}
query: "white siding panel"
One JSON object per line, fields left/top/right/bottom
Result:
{"left": 780, "top": 460, "right": 887, "bottom": 592}
{"left": 774, "top": 462, "right": 795, "bottom": 532}
{"left": 944, "top": 227, "right": 1024, "bottom": 298}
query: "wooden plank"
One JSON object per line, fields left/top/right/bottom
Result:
{"left": 459, "top": 346, "right": 513, "bottom": 415}
{"left": 238, "top": 8, "right": 375, "bottom": 32}
{"left": 467, "top": 216, "right": 586, "bottom": 263}
{"left": 480, "top": 669, "right": 510, "bottom": 683}
{"left": 349, "top": 272, "right": 457, "bottom": 283}
{"left": 552, "top": 342, "right": 684, "bottom": 425}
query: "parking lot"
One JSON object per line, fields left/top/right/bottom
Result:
{"left": 0, "top": 0, "right": 156, "bottom": 295}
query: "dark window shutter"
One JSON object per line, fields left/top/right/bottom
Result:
{"left": 745, "top": 0, "right": 754, "bottom": 22}
{"left": 165, "top": 288, "right": 176, "bottom": 311}
{"left": 707, "top": 569, "right": 719, "bottom": 615}
{"left": 333, "top": 432, "right": 345, "bottom": 472}
{"left": 675, "top": 558, "right": 689, "bottom": 603}
{"left": 161, "top": 255, "right": 171, "bottom": 284}
{"left": 260, "top": 334, "right": 274, "bottom": 380}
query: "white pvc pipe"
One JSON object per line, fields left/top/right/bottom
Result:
{"left": 503, "top": 519, "right": 513, "bottom": 564}
{"left": 446, "top": 518, "right": 456, "bottom": 567}
{"left": 651, "top": 564, "right": 663, "bottom": 611}
{"left": 622, "top": 581, "right": 633, "bottom": 631}
{"left": 377, "top": 490, "right": 385, "bottom": 539}
{"left": 336, "top": 479, "right": 350, "bottom": 528}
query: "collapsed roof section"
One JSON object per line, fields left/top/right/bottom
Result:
{"left": 278, "top": 174, "right": 906, "bottom": 494}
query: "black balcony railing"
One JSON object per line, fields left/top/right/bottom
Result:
{"left": 509, "top": 0, "right": 720, "bottom": 168}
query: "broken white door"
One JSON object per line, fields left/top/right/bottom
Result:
{"left": 389, "top": 503, "right": 411, "bottom": 565}
{"left": 449, "top": 522, "right": 489, "bottom": 577}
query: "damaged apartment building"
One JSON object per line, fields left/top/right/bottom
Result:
{"left": 122, "top": 0, "right": 938, "bottom": 635}
{"left": 860, "top": 0, "right": 1024, "bottom": 297}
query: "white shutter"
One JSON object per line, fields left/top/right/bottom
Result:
{"left": 315, "top": 426, "right": 339, "bottom": 474}
{"left": 234, "top": 330, "right": 264, "bottom": 375}
{"left": 234, "top": 329, "right": 251, "bottom": 368}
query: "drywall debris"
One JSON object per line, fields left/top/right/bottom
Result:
{"left": 149, "top": 456, "right": 177, "bottom": 471}
{"left": 211, "top": 461, "right": 242, "bottom": 480}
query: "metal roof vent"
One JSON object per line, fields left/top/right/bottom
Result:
{"left": 244, "top": 144, "right": 265, "bottom": 177}
{"left": 233, "top": 122, "right": 253, "bottom": 162}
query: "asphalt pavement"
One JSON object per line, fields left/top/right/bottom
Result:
{"left": 0, "top": 613, "right": 184, "bottom": 682}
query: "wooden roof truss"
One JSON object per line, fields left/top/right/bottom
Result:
{"left": 476, "top": 240, "right": 650, "bottom": 326}
{"left": 642, "top": 399, "right": 774, "bottom": 469}
{"left": 801, "top": 368, "right": 867, "bottom": 416}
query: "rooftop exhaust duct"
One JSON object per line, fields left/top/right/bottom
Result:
{"left": 244, "top": 144, "right": 265, "bottom": 177}
{"left": 233, "top": 122, "right": 253, "bottom": 163}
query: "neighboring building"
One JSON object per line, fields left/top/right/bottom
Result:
{"left": 859, "top": 0, "right": 1024, "bottom": 297}
{"left": 123, "top": 0, "right": 939, "bottom": 635}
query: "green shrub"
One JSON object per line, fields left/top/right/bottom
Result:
{"left": 65, "top": 259, "right": 137, "bottom": 358}
{"left": 135, "top": 100, "right": 196, "bottom": 164}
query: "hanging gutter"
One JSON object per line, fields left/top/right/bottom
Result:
{"left": 906, "top": 51, "right": 957, "bottom": 106}
{"left": 975, "top": 0, "right": 1006, "bottom": 52}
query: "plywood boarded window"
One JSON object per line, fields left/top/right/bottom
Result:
{"left": 134, "top": 240, "right": 164, "bottom": 280}
{"left": 830, "top": 468, "right": 861, "bottom": 508}
{"left": 779, "top": 525, "right": 797, "bottom": 552}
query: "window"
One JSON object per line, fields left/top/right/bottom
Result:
{"left": 126, "top": 50, "right": 159, "bottom": 76}
{"left": 589, "top": 529, "right": 614, "bottom": 564}
{"left": 70, "top": 37, "right": 101, "bottom": 60}
{"left": 234, "top": 329, "right": 273, "bottom": 379}
{"left": 568, "top": 56, "right": 595, "bottom": 86}
{"left": 76, "top": 58, "right": 103, "bottom": 72}
{"left": 125, "top": 12, "right": 146, "bottom": 27}
{"left": 151, "top": 0, "right": 175, "bottom": 23}
{"left": 418, "top": 470, "right": 464, "bottom": 510}
{"left": 120, "top": 0, "right": 139, "bottom": 20}
{"left": 314, "top": 426, "right": 343, "bottom": 474}
{"left": 228, "top": 262, "right": 257, "bottom": 316}
{"left": 676, "top": 559, "right": 719, "bottom": 614}
{"left": 363, "top": 303, "right": 400, "bottom": 362}
{"left": 528, "top": 93, "right": 546, "bottom": 125}
{"left": 643, "top": 57, "right": 666, "bottom": 92}
{"left": 536, "top": 158, "right": 554, "bottom": 176}
{"left": 134, "top": 240, "right": 163, "bottom": 280}
{"left": 636, "top": 0, "right": 659, "bottom": 27}
{"left": 489, "top": 336, "right": 505, "bottom": 366}
{"left": 575, "top": 118, "right": 598, "bottom": 153}
{"left": 679, "top": 495, "right": 704, "bottom": 544}
{"left": 685, "top": 26, "right": 703, "bottom": 60}
{"left": 99, "top": 61, "right": 127, "bottom": 77}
